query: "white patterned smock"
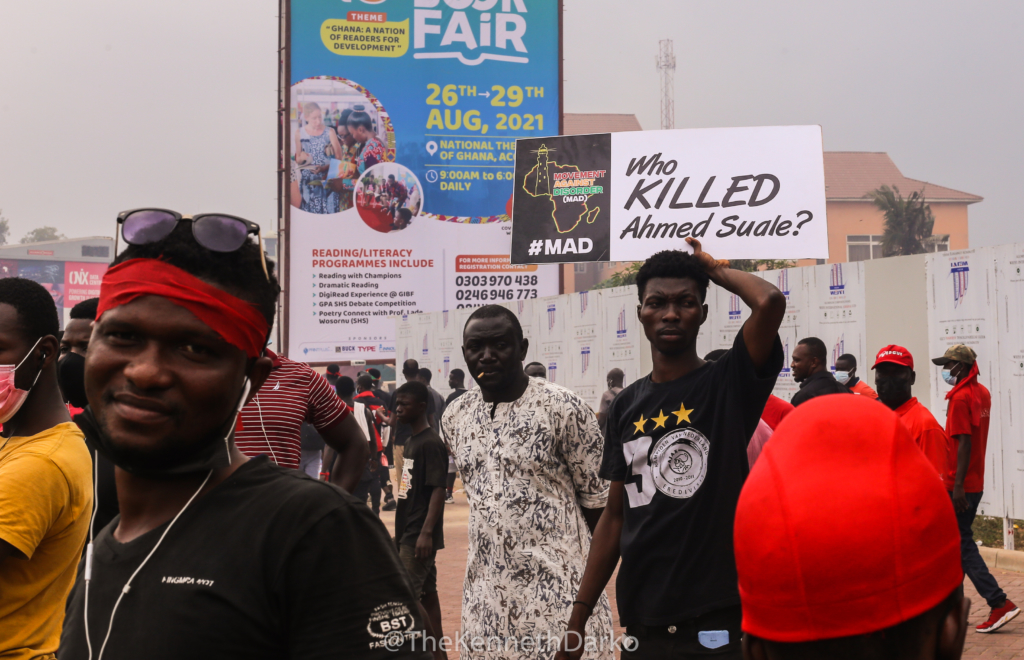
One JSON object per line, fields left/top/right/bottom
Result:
{"left": 442, "top": 377, "right": 613, "bottom": 660}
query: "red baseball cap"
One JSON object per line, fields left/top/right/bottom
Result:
{"left": 872, "top": 344, "right": 914, "bottom": 370}
{"left": 734, "top": 395, "right": 961, "bottom": 642}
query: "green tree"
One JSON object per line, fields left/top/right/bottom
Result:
{"left": 870, "top": 185, "right": 934, "bottom": 257}
{"left": 0, "top": 211, "right": 9, "bottom": 246}
{"left": 20, "top": 226, "right": 66, "bottom": 244}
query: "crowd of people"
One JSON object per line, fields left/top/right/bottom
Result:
{"left": 0, "top": 217, "right": 1014, "bottom": 660}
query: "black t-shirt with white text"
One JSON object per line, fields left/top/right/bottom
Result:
{"left": 394, "top": 428, "right": 447, "bottom": 550}
{"left": 600, "top": 330, "right": 782, "bottom": 626}
{"left": 60, "top": 457, "right": 429, "bottom": 660}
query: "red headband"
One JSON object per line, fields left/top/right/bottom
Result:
{"left": 97, "top": 258, "right": 268, "bottom": 358}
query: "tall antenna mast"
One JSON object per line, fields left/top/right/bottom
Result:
{"left": 656, "top": 39, "right": 676, "bottom": 130}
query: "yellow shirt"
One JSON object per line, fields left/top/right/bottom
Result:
{"left": 0, "top": 422, "right": 93, "bottom": 659}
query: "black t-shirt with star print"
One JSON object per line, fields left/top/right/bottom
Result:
{"left": 600, "top": 330, "right": 782, "bottom": 626}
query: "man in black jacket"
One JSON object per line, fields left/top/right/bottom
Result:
{"left": 790, "top": 337, "right": 851, "bottom": 407}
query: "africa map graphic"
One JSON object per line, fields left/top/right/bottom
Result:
{"left": 521, "top": 144, "right": 603, "bottom": 234}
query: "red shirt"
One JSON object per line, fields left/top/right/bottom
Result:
{"left": 945, "top": 379, "right": 991, "bottom": 493}
{"left": 895, "top": 397, "right": 954, "bottom": 490}
{"left": 761, "top": 394, "right": 794, "bottom": 431}
{"left": 236, "top": 351, "right": 350, "bottom": 469}
{"left": 850, "top": 379, "right": 878, "bottom": 400}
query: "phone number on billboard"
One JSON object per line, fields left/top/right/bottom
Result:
{"left": 455, "top": 288, "right": 538, "bottom": 305}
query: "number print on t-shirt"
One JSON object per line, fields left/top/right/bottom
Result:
{"left": 397, "top": 458, "right": 414, "bottom": 500}
{"left": 623, "top": 427, "right": 710, "bottom": 506}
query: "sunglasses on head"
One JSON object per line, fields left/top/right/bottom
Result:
{"left": 115, "top": 208, "right": 269, "bottom": 280}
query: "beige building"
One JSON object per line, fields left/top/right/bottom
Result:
{"left": 555, "top": 114, "right": 982, "bottom": 291}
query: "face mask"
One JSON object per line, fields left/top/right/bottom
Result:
{"left": 834, "top": 370, "right": 851, "bottom": 384}
{"left": 942, "top": 369, "right": 958, "bottom": 386}
{"left": 0, "top": 338, "right": 43, "bottom": 425}
{"left": 77, "top": 377, "right": 251, "bottom": 477}
{"left": 57, "top": 352, "right": 88, "bottom": 409}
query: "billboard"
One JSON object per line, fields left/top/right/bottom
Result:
{"left": 284, "top": 0, "right": 562, "bottom": 362}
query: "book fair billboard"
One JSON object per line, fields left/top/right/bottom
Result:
{"left": 283, "top": 0, "right": 562, "bottom": 362}
{"left": 510, "top": 125, "right": 829, "bottom": 264}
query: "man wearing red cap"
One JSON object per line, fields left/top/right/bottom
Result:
{"left": 735, "top": 395, "right": 970, "bottom": 658}
{"left": 872, "top": 345, "right": 954, "bottom": 483}
{"left": 558, "top": 240, "right": 786, "bottom": 659}
{"left": 932, "top": 344, "right": 1018, "bottom": 633}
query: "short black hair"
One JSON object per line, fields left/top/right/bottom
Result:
{"left": 388, "top": 174, "right": 396, "bottom": 180}
{"left": 418, "top": 367, "right": 432, "bottom": 383}
{"left": 356, "top": 374, "right": 374, "bottom": 390}
{"left": 397, "top": 208, "right": 413, "bottom": 221}
{"left": 70, "top": 297, "right": 99, "bottom": 321}
{"left": 112, "top": 222, "right": 280, "bottom": 326}
{"left": 635, "top": 250, "right": 711, "bottom": 302}
{"left": 0, "top": 278, "right": 60, "bottom": 341}
{"left": 338, "top": 108, "right": 352, "bottom": 126}
{"left": 465, "top": 304, "right": 524, "bottom": 342}
{"left": 395, "top": 380, "right": 429, "bottom": 405}
{"left": 450, "top": 368, "right": 465, "bottom": 380}
{"left": 402, "top": 358, "right": 419, "bottom": 375}
{"left": 335, "top": 376, "right": 355, "bottom": 398}
{"left": 760, "top": 586, "right": 962, "bottom": 660}
{"left": 704, "top": 349, "right": 728, "bottom": 361}
{"left": 836, "top": 353, "right": 857, "bottom": 367}
{"left": 326, "top": 364, "right": 340, "bottom": 374}
{"left": 525, "top": 361, "right": 544, "bottom": 369}
{"left": 798, "top": 337, "right": 828, "bottom": 362}
{"left": 347, "top": 111, "right": 373, "bottom": 132}
{"left": 367, "top": 367, "right": 381, "bottom": 379}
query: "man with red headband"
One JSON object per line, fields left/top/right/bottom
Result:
{"left": 59, "top": 223, "right": 430, "bottom": 658}
{"left": 872, "top": 345, "right": 954, "bottom": 483}
{"left": 735, "top": 395, "right": 969, "bottom": 658}
{"left": 932, "top": 344, "right": 1018, "bottom": 633}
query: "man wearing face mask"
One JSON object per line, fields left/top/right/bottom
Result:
{"left": 0, "top": 278, "right": 93, "bottom": 659}
{"left": 57, "top": 297, "right": 121, "bottom": 537}
{"left": 833, "top": 353, "right": 877, "bottom": 399}
{"left": 59, "top": 219, "right": 430, "bottom": 659}
{"left": 931, "top": 344, "right": 1018, "bottom": 633}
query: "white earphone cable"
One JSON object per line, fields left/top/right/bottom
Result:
{"left": 254, "top": 394, "right": 280, "bottom": 466}
{"left": 92, "top": 469, "right": 213, "bottom": 660}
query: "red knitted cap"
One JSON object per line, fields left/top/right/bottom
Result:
{"left": 734, "top": 394, "right": 962, "bottom": 642}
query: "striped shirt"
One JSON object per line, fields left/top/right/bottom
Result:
{"left": 236, "top": 351, "right": 350, "bottom": 469}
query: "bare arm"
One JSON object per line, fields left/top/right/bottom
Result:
{"left": 556, "top": 481, "right": 624, "bottom": 660}
{"left": 415, "top": 487, "right": 446, "bottom": 560}
{"left": 686, "top": 238, "right": 786, "bottom": 369}
{"left": 322, "top": 414, "right": 369, "bottom": 493}
{"left": 952, "top": 433, "right": 972, "bottom": 513}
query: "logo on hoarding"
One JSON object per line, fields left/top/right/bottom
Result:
{"left": 442, "top": 310, "right": 449, "bottom": 329}
{"left": 829, "top": 264, "right": 845, "bottom": 295}
{"left": 413, "top": 1, "right": 531, "bottom": 66}
{"left": 68, "top": 269, "right": 97, "bottom": 286}
{"left": 950, "top": 260, "right": 969, "bottom": 308}
{"left": 580, "top": 291, "right": 588, "bottom": 314}
{"left": 581, "top": 346, "right": 590, "bottom": 374}
{"left": 728, "top": 294, "right": 741, "bottom": 319}
{"left": 831, "top": 334, "right": 845, "bottom": 371}
{"left": 781, "top": 337, "right": 791, "bottom": 374}
{"left": 617, "top": 305, "right": 627, "bottom": 339}
{"left": 422, "top": 333, "right": 429, "bottom": 356}
{"left": 443, "top": 356, "right": 450, "bottom": 378}
{"left": 547, "top": 362, "right": 557, "bottom": 383}
{"left": 517, "top": 300, "right": 525, "bottom": 316}
{"left": 547, "top": 303, "right": 557, "bottom": 330}
{"left": 379, "top": 344, "right": 395, "bottom": 353}
{"left": 777, "top": 270, "right": 790, "bottom": 298}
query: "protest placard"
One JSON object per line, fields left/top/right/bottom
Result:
{"left": 510, "top": 125, "right": 827, "bottom": 264}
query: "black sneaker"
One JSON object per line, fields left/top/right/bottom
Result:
{"left": 382, "top": 500, "right": 397, "bottom": 512}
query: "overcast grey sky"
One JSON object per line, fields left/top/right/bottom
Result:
{"left": 1, "top": 0, "right": 1021, "bottom": 248}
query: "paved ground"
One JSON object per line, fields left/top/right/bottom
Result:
{"left": 382, "top": 491, "right": 1024, "bottom": 658}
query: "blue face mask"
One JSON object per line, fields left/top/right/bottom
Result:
{"left": 941, "top": 369, "right": 958, "bottom": 386}
{"left": 834, "top": 370, "right": 851, "bottom": 384}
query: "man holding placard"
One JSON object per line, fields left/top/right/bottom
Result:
{"left": 559, "top": 238, "right": 785, "bottom": 660}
